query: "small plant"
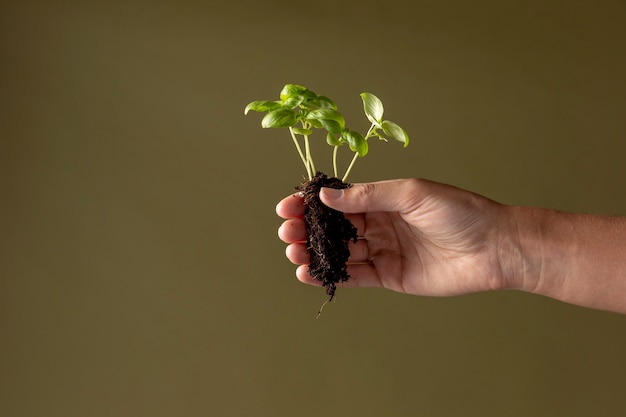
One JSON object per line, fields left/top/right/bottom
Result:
{"left": 244, "top": 84, "right": 409, "bottom": 182}
{"left": 245, "top": 84, "right": 409, "bottom": 310}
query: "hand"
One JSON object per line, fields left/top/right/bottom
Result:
{"left": 276, "top": 178, "right": 519, "bottom": 297}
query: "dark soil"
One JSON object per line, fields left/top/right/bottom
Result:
{"left": 296, "top": 172, "right": 358, "bottom": 301}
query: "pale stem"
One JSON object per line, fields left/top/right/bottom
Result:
{"left": 341, "top": 123, "right": 377, "bottom": 182}
{"left": 289, "top": 127, "right": 312, "bottom": 180}
{"left": 364, "top": 122, "right": 377, "bottom": 139}
{"left": 332, "top": 146, "right": 339, "bottom": 178}
{"left": 304, "top": 135, "right": 316, "bottom": 177}
{"left": 342, "top": 152, "right": 359, "bottom": 182}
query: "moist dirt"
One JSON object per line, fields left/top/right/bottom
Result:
{"left": 296, "top": 172, "right": 358, "bottom": 302}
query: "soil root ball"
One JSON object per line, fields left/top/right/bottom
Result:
{"left": 296, "top": 172, "right": 358, "bottom": 300}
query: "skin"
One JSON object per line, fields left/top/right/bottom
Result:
{"left": 276, "top": 178, "right": 626, "bottom": 314}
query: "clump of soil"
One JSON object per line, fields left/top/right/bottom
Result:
{"left": 296, "top": 172, "right": 358, "bottom": 301}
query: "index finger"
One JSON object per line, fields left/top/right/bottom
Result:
{"left": 276, "top": 193, "right": 306, "bottom": 219}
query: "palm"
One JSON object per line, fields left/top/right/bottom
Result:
{"left": 361, "top": 197, "right": 502, "bottom": 296}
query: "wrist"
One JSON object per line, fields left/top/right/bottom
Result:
{"left": 499, "top": 205, "right": 626, "bottom": 313}
{"left": 503, "top": 206, "right": 577, "bottom": 297}
{"left": 497, "top": 206, "right": 547, "bottom": 293}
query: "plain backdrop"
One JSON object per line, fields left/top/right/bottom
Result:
{"left": 2, "top": 1, "right": 626, "bottom": 416}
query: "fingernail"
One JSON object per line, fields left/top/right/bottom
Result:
{"left": 321, "top": 187, "right": 343, "bottom": 200}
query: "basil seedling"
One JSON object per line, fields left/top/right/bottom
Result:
{"left": 245, "top": 84, "right": 409, "bottom": 182}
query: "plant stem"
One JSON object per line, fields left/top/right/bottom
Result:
{"left": 364, "top": 122, "right": 377, "bottom": 139}
{"left": 304, "top": 135, "right": 316, "bottom": 177}
{"left": 342, "top": 152, "right": 359, "bottom": 182}
{"left": 289, "top": 127, "right": 312, "bottom": 180}
{"left": 342, "top": 123, "right": 377, "bottom": 182}
{"left": 332, "top": 146, "right": 339, "bottom": 178}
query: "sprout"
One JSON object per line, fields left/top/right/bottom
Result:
{"left": 245, "top": 84, "right": 409, "bottom": 181}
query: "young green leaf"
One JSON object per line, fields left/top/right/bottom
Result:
{"left": 343, "top": 130, "right": 368, "bottom": 157}
{"left": 244, "top": 100, "right": 282, "bottom": 115}
{"left": 317, "top": 119, "right": 343, "bottom": 134}
{"left": 280, "top": 84, "right": 309, "bottom": 101}
{"left": 305, "top": 108, "right": 346, "bottom": 133}
{"left": 280, "top": 84, "right": 317, "bottom": 109}
{"left": 282, "top": 96, "right": 306, "bottom": 110}
{"left": 300, "top": 95, "right": 337, "bottom": 111}
{"left": 261, "top": 108, "right": 297, "bottom": 128}
{"left": 381, "top": 120, "right": 410, "bottom": 147}
{"left": 307, "top": 118, "right": 323, "bottom": 129}
{"left": 299, "top": 99, "right": 320, "bottom": 110}
{"left": 360, "top": 92, "right": 384, "bottom": 127}
{"left": 292, "top": 127, "right": 313, "bottom": 136}
{"left": 326, "top": 132, "right": 342, "bottom": 147}
{"left": 306, "top": 108, "right": 345, "bottom": 125}
{"left": 317, "top": 96, "right": 337, "bottom": 109}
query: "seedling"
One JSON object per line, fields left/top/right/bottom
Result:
{"left": 244, "top": 84, "right": 409, "bottom": 182}
{"left": 245, "top": 84, "right": 409, "bottom": 310}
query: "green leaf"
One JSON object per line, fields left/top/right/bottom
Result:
{"left": 360, "top": 92, "right": 384, "bottom": 127}
{"left": 299, "top": 100, "right": 318, "bottom": 110}
{"left": 300, "top": 95, "right": 337, "bottom": 111}
{"left": 280, "top": 84, "right": 317, "bottom": 109}
{"left": 307, "top": 118, "right": 323, "bottom": 129}
{"left": 305, "top": 108, "right": 346, "bottom": 133}
{"left": 261, "top": 108, "right": 297, "bottom": 128}
{"left": 292, "top": 127, "right": 313, "bottom": 136}
{"left": 326, "top": 132, "right": 342, "bottom": 147}
{"left": 282, "top": 96, "right": 305, "bottom": 109}
{"left": 244, "top": 100, "right": 282, "bottom": 115}
{"left": 306, "top": 108, "right": 344, "bottom": 123}
{"left": 318, "top": 119, "right": 343, "bottom": 133}
{"left": 381, "top": 120, "right": 410, "bottom": 147}
{"left": 279, "top": 84, "right": 309, "bottom": 101}
{"left": 343, "top": 130, "right": 368, "bottom": 157}
{"left": 317, "top": 95, "right": 337, "bottom": 109}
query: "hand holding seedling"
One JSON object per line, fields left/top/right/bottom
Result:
{"left": 246, "top": 84, "right": 410, "bottom": 305}
{"left": 277, "top": 179, "right": 510, "bottom": 297}
{"left": 277, "top": 178, "right": 626, "bottom": 315}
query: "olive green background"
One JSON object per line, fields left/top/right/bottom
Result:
{"left": 2, "top": 1, "right": 626, "bottom": 416}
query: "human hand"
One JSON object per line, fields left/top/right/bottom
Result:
{"left": 276, "top": 178, "right": 520, "bottom": 297}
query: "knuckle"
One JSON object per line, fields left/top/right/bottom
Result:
{"left": 400, "top": 178, "right": 428, "bottom": 209}
{"left": 356, "top": 182, "right": 376, "bottom": 197}
{"left": 353, "top": 183, "right": 377, "bottom": 207}
{"left": 402, "top": 177, "right": 424, "bottom": 193}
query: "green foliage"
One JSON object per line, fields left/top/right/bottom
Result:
{"left": 244, "top": 84, "right": 409, "bottom": 181}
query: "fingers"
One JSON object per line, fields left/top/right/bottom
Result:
{"left": 277, "top": 219, "right": 307, "bottom": 243}
{"left": 276, "top": 192, "right": 366, "bottom": 227}
{"left": 295, "top": 263, "right": 382, "bottom": 289}
{"left": 284, "top": 239, "right": 370, "bottom": 265}
{"left": 277, "top": 189, "right": 382, "bottom": 292}
{"left": 275, "top": 193, "right": 306, "bottom": 219}
{"left": 278, "top": 214, "right": 365, "bottom": 244}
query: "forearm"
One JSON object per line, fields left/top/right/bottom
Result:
{"left": 509, "top": 206, "right": 626, "bottom": 314}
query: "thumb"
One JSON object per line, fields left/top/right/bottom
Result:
{"left": 319, "top": 179, "right": 423, "bottom": 214}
